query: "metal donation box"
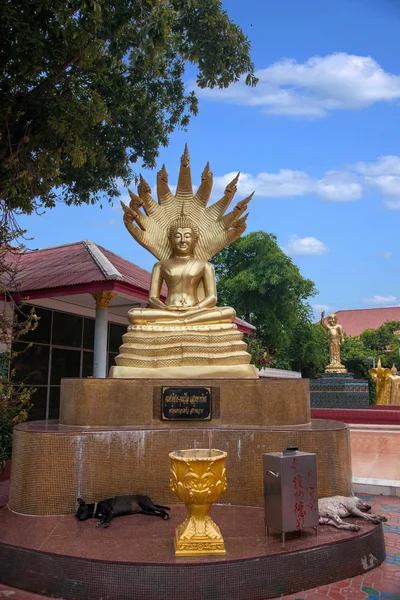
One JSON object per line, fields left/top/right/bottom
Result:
{"left": 263, "top": 448, "right": 319, "bottom": 545}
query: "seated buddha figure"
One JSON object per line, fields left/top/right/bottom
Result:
{"left": 110, "top": 145, "right": 258, "bottom": 378}
{"left": 128, "top": 216, "right": 235, "bottom": 327}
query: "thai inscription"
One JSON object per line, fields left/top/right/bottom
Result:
{"left": 161, "top": 387, "right": 212, "bottom": 420}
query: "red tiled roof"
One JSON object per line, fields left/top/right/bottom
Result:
{"left": 98, "top": 245, "right": 152, "bottom": 291}
{"left": 4, "top": 241, "right": 153, "bottom": 296}
{"left": 334, "top": 307, "right": 400, "bottom": 336}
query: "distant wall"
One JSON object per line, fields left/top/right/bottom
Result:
{"left": 257, "top": 367, "right": 302, "bottom": 379}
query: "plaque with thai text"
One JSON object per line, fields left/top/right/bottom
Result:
{"left": 161, "top": 387, "right": 212, "bottom": 420}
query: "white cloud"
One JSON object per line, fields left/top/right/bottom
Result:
{"left": 212, "top": 170, "right": 362, "bottom": 202}
{"left": 362, "top": 295, "right": 399, "bottom": 306}
{"left": 192, "top": 53, "right": 400, "bottom": 118}
{"left": 381, "top": 252, "right": 393, "bottom": 259}
{"left": 283, "top": 236, "right": 329, "bottom": 256}
{"left": 116, "top": 154, "right": 400, "bottom": 210}
{"left": 351, "top": 156, "right": 400, "bottom": 209}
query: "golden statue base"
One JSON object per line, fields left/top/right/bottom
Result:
{"left": 109, "top": 363, "right": 258, "bottom": 379}
{"left": 325, "top": 365, "right": 347, "bottom": 374}
{"left": 112, "top": 323, "right": 258, "bottom": 379}
{"left": 174, "top": 515, "right": 226, "bottom": 557}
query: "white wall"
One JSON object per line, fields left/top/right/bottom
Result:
{"left": 26, "top": 297, "right": 128, "bottom": 325}
{"left": 258, "top": 367, "right": 302, "bottom": 379}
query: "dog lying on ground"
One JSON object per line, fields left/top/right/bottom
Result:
{"left": 76, "top": 495, "right": 170, "bottom": 528}
{"left": 318, "top": 495, "right": 387, "bottom": 531}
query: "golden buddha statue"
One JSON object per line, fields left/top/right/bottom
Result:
{"left": 369, "top": 358, "right": 392, "bottom": 405}
{"left": 109, "top": 145, "right": 258, "bottom": 379}
{"left": 320, "top": 311, "right": 347, "bottom": 374}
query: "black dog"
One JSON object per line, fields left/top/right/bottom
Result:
{"left": 76, "top": 495, "right": 171, "bottom": 528}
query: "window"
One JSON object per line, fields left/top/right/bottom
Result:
{"left": 52, "top": 312, "right": 83, "bottom": 347}
{"left": 13, "top": 342, "right": 49, "bottom": 385}
{"left": 11, "top": 305, "right": 125, "bottom": 422}
{"left": 51, "top": 348, "right": 81, "bottom": 384}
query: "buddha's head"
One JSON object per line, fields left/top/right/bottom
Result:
{"left": 168, "top": 216, "right": 199, "bottom": 257}
{"left": 327, "top": 313, "right": 338, "bottom": 326}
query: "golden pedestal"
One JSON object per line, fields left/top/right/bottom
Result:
{"left": 112, "top": 323, "right": 258, "bottom": 379}
{"left": 169, "top": 449, "right": 227, "bottom": 556}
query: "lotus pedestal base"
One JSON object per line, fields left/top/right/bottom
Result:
{"left": 174, "top": 515, "right": 226, "bottom": 556}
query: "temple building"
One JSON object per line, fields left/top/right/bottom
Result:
{"left": 331, "top": 307, "right": 400, "bottom": 337}
{"left": 1, "top": 241, "right": 254, "bottom": 420}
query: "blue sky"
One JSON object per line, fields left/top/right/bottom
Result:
{"left": 19, "top": 0, "right": 400, "bottom": 318}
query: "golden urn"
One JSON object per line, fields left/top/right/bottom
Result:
{"left": 169, "top": 448, "right": 228, "bottom": 556}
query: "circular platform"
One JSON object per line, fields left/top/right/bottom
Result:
{"left": 9, "top": 420, "right": 352, "bottom": 514}
{"left": 0, "top": 504, "right": 385, "bottom": 600}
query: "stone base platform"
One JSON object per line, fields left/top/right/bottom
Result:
{"left": 9, "top": 420, "right": 352, "bottom": 515}
{"left": 310, "top": 373, "right": 370, "bottom": 409}
{"left": 110, "top": 363, "right": 258, "bottom": 379}
{"left": 0, "top": 504, "right": 385, "bottom": 600}
{"left": 60, "top": 377, "right": 310, "bottom": 427}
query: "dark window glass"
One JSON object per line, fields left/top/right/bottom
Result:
{"left": 27, "top": 386, "right": 47, "bottom": 421}
{"left": 48, "top": 387, "right": 60, "bottom": 419}
{"left": 82, "top": 351, "right": 94, "bottom": 377}
{"left": 108, "top": 352, "right": 117, "bottom": 369}
{"left": 16, "top": 306, "right": 52, "bottom": 344}
{"left": 12, "top": 342, "right": 49, "bottom": 385}
{"left": 108, "top": 323, "right": 126, "bottom": 353}
{"left": 52, "top": 312, "right": 82, "bottom": 348}
{"left": 83, "top": 318, "right": 95, "bottom": 349}
{"left": 51, "top": 348, "right": 81, "bottom": 384}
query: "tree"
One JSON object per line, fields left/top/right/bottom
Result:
{"left": 0, "top": 0, "right": 256, "bottom": 214}
{"left": 360, "top": 321, "right": 400, "bottom": 356}
{"left": 0, "top": 219, "right": 38, "bottom": 465}
{"left": 288, "top": 319, "right": 328, "bottom": 377}
{"left": 211, "top": 231, "right": 319, "bottom": 372}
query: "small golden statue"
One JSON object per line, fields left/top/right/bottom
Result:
{"left": 110, "top": 145, "right": 258, "bottom": 378}
{"left": 320, "top": 311, "right": 347, "bottom": 374}
{"left": 369, "top": 357, "right": 392, "bottom": 405}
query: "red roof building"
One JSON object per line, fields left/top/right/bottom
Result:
{"left": 333, "top": 307, "right": 400, "bottom": 337}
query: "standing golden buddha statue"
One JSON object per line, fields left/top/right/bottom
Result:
{"left": 320, "top": 311, "right": 347, "bottom": 374}
{"left": 110, "top": 145, "right": 258, "bottom": 379}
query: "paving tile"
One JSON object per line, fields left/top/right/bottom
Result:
{"left": 352, "top": 453, "right": 380, "bottom": 478}
{"left": 0, "top": 584, "right": 52, "bottom": 599}
{"left": 369, "top": 455, "right": 400, "bottom": 480}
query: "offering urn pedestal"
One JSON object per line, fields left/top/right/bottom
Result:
{"left": 169, "top": 449, "right": 227, "bottom": 556}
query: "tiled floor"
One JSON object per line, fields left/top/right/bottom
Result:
{"left": 351, "top": 430, "right": 400, "bottom": 480}
{"left": 280, "top": 494, "right": 400, "bottom": 600}
{"left": 0, "top": 490, "right": 397, "bottom": 599}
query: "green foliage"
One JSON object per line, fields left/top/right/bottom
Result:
{"left": 0, "top": 0, "right": 256, "bottom": 213}
{"left": 211, "top": 231, "right": 319, "bottom": 374}
{"left": 0, "top": 214, "right": 38, "bottom": 462}
{"left": 340, "top": 334, "right": 372, "bottom": 384}
{"left": 288, "top": 320, "right": 329, "bottom": 378}
{"left": 360, "top": 321, "right": 400, "bottom": 359}
{"left": 0, "top": 369, "right": 34, "bottom": 464}
{"left": 247, "top": 335, "right": 273, "bottom": 371}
